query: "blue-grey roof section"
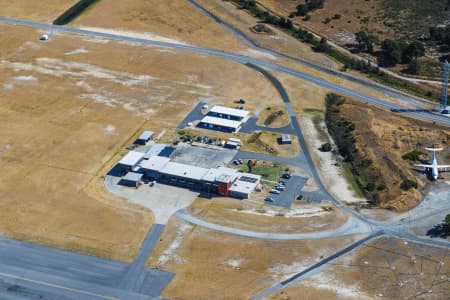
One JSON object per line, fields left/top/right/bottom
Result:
{"left": 138, "top": 130, "right": 154, "bottom": 141}
{"left": 122, "top": 172, "right": 143, "bottom": 182}
{"left": 144, "top": 143, "right": 166, "bottom": 159}
{"left": 158, "top": 146, "right": 176, "bottom": 158}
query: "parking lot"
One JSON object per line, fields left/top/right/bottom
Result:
{"left": 264, "top": 175, "right": 308, "bottom": 208}
{"left": 171, "top": 144, "right": 237, "bottom": 168}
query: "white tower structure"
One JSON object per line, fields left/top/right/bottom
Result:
{"left": 440, "top": 60, "right": 450, "bottom": 114}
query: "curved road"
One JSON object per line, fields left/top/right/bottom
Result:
{"left": 1, "top": 17, "right": 450, "bottom": 127}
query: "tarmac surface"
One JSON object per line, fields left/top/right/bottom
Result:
{"left": 265, "top": 175, "right": 308, "bottom": 208}
{"left": 0, "top": 233, "right": 173, "bottom": 300}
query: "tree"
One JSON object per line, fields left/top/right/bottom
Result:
{"left": 444, "top": 214, "right": 450, "bottom": 234}
{"left": 406, "top": 58, "right": 422, "bottom": 74}
{"left": 403, "top": 41, "right": 425, "bottom": 63}
{"left": 306, "top": 0, "right": 325, "bottom": 10}
{"left": 247, "top": 160, "right": 253, "bottom": 173}
{"left": 314, "top": 37, "right": 329, "bottom": 52}
{"left": 355, "top": 31, "right": 375, "bottom": 53}
{"left": 381, "top": 39, "right": 403, "bottom": 66}
{"left": 296, "top": 4, "right": 308, "bottom": 16}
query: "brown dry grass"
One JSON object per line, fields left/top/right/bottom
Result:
{"left": 71, "top": 0, "right": 247, "bottom": 52}
{"left": 338, "top": 100, "right": 450, "bottom": 211}
{"left": 272, "top": 237, "right": 450, "bottom": 300}
{"left": 0, "top": 0, "right": 74, "bottom": 23}
{"left": 259, "top": 0, "right": 387, "bottom": 46}
{"left": 0, "top": 23, "right": 281, "bottom": 260}
{"left": 241, "top": 131, "right": 301, "bottom": 158}
{"left": 147, "top": 217, "right": 360, "bottom": 300}
{"left": 195, "top": 0, "right": 339, "bottom": 69}
{"left": 187, "top": 197, "right": 347, "bottom": 234}
{"left": 256, "top": 104, "right": 290, "bottom": 127}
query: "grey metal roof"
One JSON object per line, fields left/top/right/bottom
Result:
{"left": 138, "top": 130, "right": 154, "bottom": 140}
{"left": 144, "top": 143, "right": 166, "bottom": 159}
{"left": 122, "top": 172, "right": 143, "bottom": 182}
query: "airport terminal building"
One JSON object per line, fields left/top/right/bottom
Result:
{"left": 119, "top": 146, "right": 261, "bottom": 199}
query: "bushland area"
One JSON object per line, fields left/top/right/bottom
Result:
{"left": 324, "top": 93, "right": 450, "bottom": 211}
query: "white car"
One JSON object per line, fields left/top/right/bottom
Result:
{"left": 40, "top": 34, "right": 49, "bottom": 41}
{"left": 270, "top": 189, "right": 281, "bottom": 194}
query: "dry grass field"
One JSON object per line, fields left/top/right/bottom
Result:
{"left": 0, "top": 0, "right": 74, "bottom": 23}
{"left": 187, "top": 197, "right": 347, "bottom": 234}
{"left": 147, "top": 217, "right": 361, "bottom": 300}
{"left": 241, "top": 131, "right": 301, "bottom": 158}
{"left": 256, "top": 104, "right": 290, "bottom": 127}
{"left": 71, "top": 0, "right": 247, "bottom": 52}
{"left": 269, "top": 237, "right": 450, "bottom": 300}
{"left": 0, "top": 23, "right": 280, "bottom": 260}
{"left": 195, "top": 0, "right": 339, "bottom": 69}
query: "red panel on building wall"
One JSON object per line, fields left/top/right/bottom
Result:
{"left": 218, "top": 182, "right": 231, "bottom": 196}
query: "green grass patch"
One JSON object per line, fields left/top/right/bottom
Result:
{"left": 342, "top": 163, "right": 365, "bottom": 198}
{"left": 239, "top": 162, "right": 283, "bottom": 183}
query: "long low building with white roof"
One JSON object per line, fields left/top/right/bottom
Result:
{"left": 197, "top": 105, "right": 250, "bottom": 133}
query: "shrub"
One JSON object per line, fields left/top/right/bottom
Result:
{"left": 320, "top": 143, "right": 332, "bottom": 152}
{"left": 400, "top": 179, "right": 417, "bottom": 191}
{"left": 366, "top": 182, "right": 375, "bottom": 191}
{"left": 402, "top": 150, "right": 423, "bottom": 161}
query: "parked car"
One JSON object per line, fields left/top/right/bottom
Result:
{"left": 297, "top": 194, "right": 303, "bottom": 200}
{"left": 275, "top": 186, "right": 285, "bottom": 191}
{"left": 282, "top": 173, "right": 291, "bottom": 179}
{"left": 270, "top": 189, "right": 281, "bottom": 194}
{"left": 265, "top": 197, "right": 274, "bottom": 202}
{"left": 238, "top": 159, "right": 243, "bottom": 164}
{"left": 233, "top": 160, "right": 239, "bottom": 165}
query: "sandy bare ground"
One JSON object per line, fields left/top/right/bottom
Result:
{"left": 269, "top": 237, "right": 450, "bottom": 300}
{"left": 147, "top": 217, "right": 361, "bottom": 300}
{"left": 187, "top": 198, "right": 348, "bottom": 234}
{"left": 0, "top": 23, "right": 281, "bottom": 260}
{"left": 300, "top": 114, "right": 367, "bottom": 205}
{"left": 71, "top": 0, "right": 247, "bottom": 52}
{"left": 0, "top": 0, "right": 74, "bottom": 23}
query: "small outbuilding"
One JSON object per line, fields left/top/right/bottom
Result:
{"left": 278, "top": 134, "right": 292, "bottom": 145}
{"left": 135, "top": 130, "right": 154, "bottom": 145}
{"left": 120, "top": 172, "right": 143, "bottom": 188}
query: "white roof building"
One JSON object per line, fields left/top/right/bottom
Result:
{"left": 229, "top": 174, "right": 261, "bottom": 198}
{"left": 200, "top": 116, "right": 242, "bottom": 130}
{"left": 202, "top": 166, "right": 238, "bottom": 183}
{"left": 160, "top": 162, "right": 209, "bottom": 181}
{"left": 209, "top": 106, "right": 249, "bottom": 119}
{"left": 119, "top": 151, "right": 144, "bottom": 167}
{"left": 140, "top": 156, "right": 170, "bottom": 172}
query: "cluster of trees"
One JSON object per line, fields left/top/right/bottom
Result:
{"left": 381, "top": 39, "right": 425, "bottom": 67}
{"left": 429, "top": 25, "right": 450, "bottom": 48}
{"left": 294, "top": 0, "right": 326, "bottom": 17}
{"left": 355, "top": 30, "right": 425, "bottom": 70}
